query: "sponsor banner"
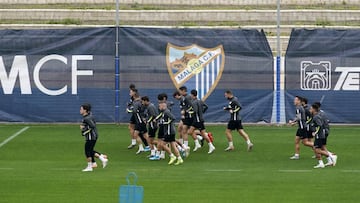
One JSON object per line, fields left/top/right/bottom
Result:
{"left": 285, "top": 29, "right": 360, "bottom": 123}
{"left": 0, "top": 28, "right": 115, "bottom": 122}
{"left": 119, "top": 27, "right": 274, "bottom": 122}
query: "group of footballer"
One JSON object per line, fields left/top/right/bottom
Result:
{"left": 126, "top": 84, "right": 254, "bottom": 166}
{"left": 288, "top": 96, "right": 338, "bottom": 169}
{"left": 78, "top": 84, "right": 338, "bottom": 171}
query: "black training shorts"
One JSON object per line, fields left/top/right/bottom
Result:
{"left": 192, "top": 121, "right": 205, "bottom": 131}
{"left": 135, "top": 123, "right": 147, "bottom": 134}
{"left": 296, "top": 128, "right": 307, "bottom": 139}
{"left": 164, "top": 134, "right": 176, "bottom": 143}
{"left": 314, "top": 138, "right": 325, "bottom": 149}
{"left": 227, "top": 120, "right": 243, "bottom": 131}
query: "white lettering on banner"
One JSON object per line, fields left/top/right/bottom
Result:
{"left": 0, "top": 56, "right": 31, "bottom": 94}
{"left": 0, "top": 54, "right": 94, "bottom": 95}
{"left": 334, "top": 67, "right": 360, "bottom": 91}
{"left": 72, "top": 55, "right": 93, "bottom": 95}
{"left": 33, "top": 54, "right": 68, "bottom": 96}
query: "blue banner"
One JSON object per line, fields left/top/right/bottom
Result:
{"left": 285, "top": 28, "right": 360, "bottom": 123}
{"left": 119, "top": 27, "right": 274, "bottom": 123}
{"left": 0, "top": 28, "right": 115, "bottom": 122}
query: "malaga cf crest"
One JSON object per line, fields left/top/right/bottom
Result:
{"left": 166, "top": 43, "right": 225, "bottom": 100}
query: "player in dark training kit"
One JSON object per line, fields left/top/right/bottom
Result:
{"left": 158, "top": 101, "right": 184, "bottom": 165}
{"left": 126, "top": 84, "right": 137, "bottom": 149}
{"left": 314, "top": 102, "right": 336, "bottom": 167}
{"left": 132, "top": 92, "right": 151, "bottom": 154}
{"left": 310, "top": 104, "right": 337, "bottom": 169}
{"left": 188, "top": 89, "right": 215, "bottom": 154}
{"left": 141, "top": 96, "right": 159, "bottom": 158}
{"left": 223, "top": 90, "right": 254, "bottom": 151}
{"left": 289, "top": 96, "right": 313, "bottom": 160}
{"left": 80, "top": 103, "right": 108, "bottom": 172}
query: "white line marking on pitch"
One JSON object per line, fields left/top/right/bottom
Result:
{"left": 341, "top": 170, "right": 360, "bottom": 173}
{"left": 205, "top": 169, "right": 243, "bottom": 172}
{"left": 278, "top": 170, "right": 312, "bottom": 173}
{"left": 0, "top": 126, "right": 29, "bottom": 149}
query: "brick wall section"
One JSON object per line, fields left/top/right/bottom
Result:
{"left": 0, "top": 0, "right": 358, "bottom": 5}
{"left": 0, "top": 9, "right": 359, "bottom": 23}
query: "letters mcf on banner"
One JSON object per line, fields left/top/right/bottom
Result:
{"left": 0, "top": 54, "right": 94, "bottom": 96}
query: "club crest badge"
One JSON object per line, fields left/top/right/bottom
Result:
{"left": 300, "top": 61, "right": 331, "bottom": 90}
{"left": 166, "top": 43, "right": 225, "bottom": 100}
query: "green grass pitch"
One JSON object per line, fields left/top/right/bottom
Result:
{"left": 0, "top": 124, "right": 359, "bottom": 203}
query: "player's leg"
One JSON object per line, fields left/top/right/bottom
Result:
{"left": 225, "top": 127, "right": 234, "bottom": 151}
{"left": 171, "top": 141, "right": 184, "bottom": 165}
{"left": 323, "top": 133, "right": 335, "bottom": 166}
{"left": 83, "top": 140, "right": 96, "bottom": 172}
{"left": 133, "top": 130, "right": 145, "bottom": 154}
{"left": 314, "top": 138, "right": 337, "bottom": 168}
{"left": 148, "top": 125, "right": 157, "bottom": 158}
{"left": 178, "top": 120, "right": 184, "bottom": 144}
{"left": 189, "top": 126, "right": 201, "bottom": 151}
{"left": 94, "top": 151, "right": 109, "bottom": 168}
{"left": 163, "top": 133, "right": 177, "bottom": 165}
{"left": 181, "top": 123, "right": 189, "bottom": 148}
{"left": 200, "top": 128, "right": 215, "bottom": 154}
{"left": 290, "top": 129, "right": 302, "bottom": 159}
{"left": 235, "top": 120, "right": 253, "bottom": 151}
{"left": 128, "top": 119, "right": 137, "bottom": 149}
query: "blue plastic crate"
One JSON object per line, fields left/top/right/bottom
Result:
{"left": 119, "top": 172, "right": 144, "bottom": 203}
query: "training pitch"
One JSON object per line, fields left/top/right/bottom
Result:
{"left": 0, "top": 124, "right": 359, "bottom": 203}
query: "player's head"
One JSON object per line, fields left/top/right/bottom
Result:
{"left": 80, "top": 103, "right": 91, "bottom": 115}
{"left": 129, "top": 83, "right": 136, "bottom": 90}
{"left": 314, "top": 102, "right": 321, "bottom": 109}
{"left": 158, "top": 93, "right": 168, "bottom": 103}
{"left": 294, "top": 96, "right": 302, "bottom": 106}
{"left": 130, "top": 88, "right": 138, "bottom": 97}
{"left": 179, "top": 86, "right": 188, "bottom": 95}
{"left": 173, "top": 90, "right": 182, "bottom": 100}
{"left": 224, "top": 90, "right": 233, "bottom": 99}
{"left": 310, "top": 103, "right": 320, "bottom": 115}
{"left": 190, "top": 89, "right": 198, "bottom": 99}
{"left": 301, "top": 97, "right": 308, "bottom": 106}
{"left": 141, "top": 96, "right": 150, "bottom": 106}
{"left": 158, "top": 100, "right": 167, "bottom": 110}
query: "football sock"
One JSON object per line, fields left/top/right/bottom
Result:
{"left": 246, "top": 140, "right": 251, "bottom": 145}
{"left": 179, "top": 138, "right": 184, "bottom": 144}
{"left": 229, "top": 141, "right": 234, "bottom": 147}
{"left": 184, "top": 141, "right": 189, "bottom": 147}
{"left": 195, "top": 139, "right": 200, "bottom": 146}
{"left": 131, "top": 139, "right": 136, "bottom": 145}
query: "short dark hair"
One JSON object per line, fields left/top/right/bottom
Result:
{"left": 295, "top": 95, "right": 303, "bottom": 100}
{"left": 141, "top": 96, "right": 149, "bottom": 102}
{"left": 225, "top": 90, "right": 233, "bottom": 95}
{"left": 81, "top": 103, "right": 91, "bottom": 112}
{"left": 179, "top": 86, "right": 187, "bottom": 92}
{"left": 301, "top": 97, "right": 308, "bottom": 104}
{"left": 173, "top": 90, "right": 181, "bottom": 98}
{"left": 190, "top": 89, "right": 197, "bottom": 97}
{"left": 131, "top": 88, "right": 138, "bottom": 93}
{"left": 314, "top": 102, "right": 321, "bottom": 108}
{"left": 311, "top": 103, "right": 320, "bottom": 112}
{"left": 158, "top": 93, "right": 168, "bottom": 101}
{"left": 129, "top": 84, "right": 136, "bottom": 90}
